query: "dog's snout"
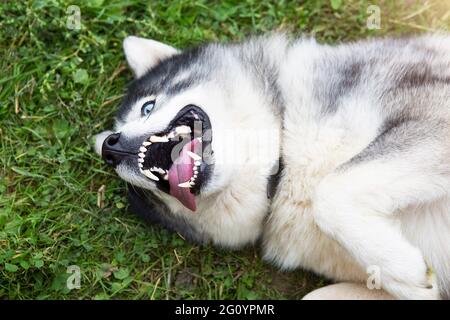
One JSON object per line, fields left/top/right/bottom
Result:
{"left": 105, "top": 132, "right": 121, "bottom": 147}
{"left": 102, "top": 132, "right": 126, "bottom": 167}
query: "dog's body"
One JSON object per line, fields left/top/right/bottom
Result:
{"left": 95, "top": 34, "right": 450, "bottom": 299}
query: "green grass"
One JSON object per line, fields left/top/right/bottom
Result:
{"left": 0, "top": 0, "right": 448, "bottom": 300}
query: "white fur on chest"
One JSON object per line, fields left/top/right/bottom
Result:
{"left": 263, "top": 40, "right": 384, "bottom": 280}
{"left": 263, "top": 118, "right": 377, "bottom": 281}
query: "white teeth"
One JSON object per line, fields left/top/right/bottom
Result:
{"left": 187, "top": 151, "right": 201, "bottom": 161}
{"left": 139, "top": 146, "right": 147, "bottom": 153}
{"left": 175, "top": 125, "right": 191, "bottom": 135}
{"left": 194, "top": 170, "right": 199, "bottom": 174}
{"left": 194, "top": 160, "right": 201, "bottom": 166}
{"left": 178, "top": 181, "right": 191, "bottom": 188}
{"left": 167, "top": 131, "right": 176, "bottom": 139}
{"left": 157, "top": 168, "right": 166, "bottom": 174}
{"left": 163, "top": 173, "right": 169, "bottom": 180}
{"left": 143, "top": 141, "right": 151, "bottom": 147}
{"left": 178, "top": 167, "right": 199, "bottom": 188}
{"left": 138, "top": 152, "right": 145, "bottom": 158}
{"left": 150, "top": 135, "right": 169, "bottom": 143}
{"left": 196, "top": 137, "right": 202, "bottom": 142}
{"left": 138, "top": 158, "right": 144, "bottom": 163}
{"left": 138, "top": 163, "right": 143, "bottom": 168}
{"left": 150, "top": 167, "right": 166, "bottom": 175}
{"left": 142, "top": 169, "right": 159, "bottom": 181}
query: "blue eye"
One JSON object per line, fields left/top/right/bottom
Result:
{"left": 141, "top": 100, "right": 155, "bottom": 116}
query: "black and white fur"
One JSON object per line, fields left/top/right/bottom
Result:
{"left": 95, "top": 34, "right": 450, "bottom": 299}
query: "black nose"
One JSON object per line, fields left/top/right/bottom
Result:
{"left": 102, "top": 133, "right": 125, "bottom": 167}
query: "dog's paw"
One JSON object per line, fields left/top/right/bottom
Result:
{"left": 382, "top": 256, "right": 441, "bottom": 300}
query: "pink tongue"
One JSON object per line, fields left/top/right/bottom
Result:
{"left": 168, "top": 138, "right": 200, "bottom": 212}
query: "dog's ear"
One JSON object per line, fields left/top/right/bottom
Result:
{"left": 123, "top": 36, "right": 178, "bottom": 78}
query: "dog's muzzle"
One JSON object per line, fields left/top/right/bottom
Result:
{"left": 102, "top": 132, "right": 136, "bottom": 167}
{"left": 100, "top": 105, "right": 213, "bottom": 212}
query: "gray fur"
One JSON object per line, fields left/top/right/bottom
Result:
{"left": 97, "top": 33, "right": 450, "bottom": 299}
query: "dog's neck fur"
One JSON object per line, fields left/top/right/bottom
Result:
{"left": 235, "top": 35, "right": 289, "bottom": 116}
{"left": 154, "top": 160, "right": 275, "bottom": 247}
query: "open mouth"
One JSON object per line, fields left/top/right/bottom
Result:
{"left": 137, "top": 105, "right": 212, "bottom": 211}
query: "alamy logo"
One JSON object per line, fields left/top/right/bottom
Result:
{"left": 66, "top": 5, "right": 81, "bottom": 30}
{"left": 367, "top": 5, "right": 381, "bottom": 30}
{"left": 366, "top": 265, "right": 381, "bottom": 290}
{"left": 66, "top": 265, "right": 81, "bottom": 290}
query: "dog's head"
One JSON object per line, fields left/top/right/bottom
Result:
{"left": 95, "top": 36, "right": 283, "bottom": 247}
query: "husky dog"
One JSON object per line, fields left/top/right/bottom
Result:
{"left": 95, "top": 34, "right": 450, "bottom": 300}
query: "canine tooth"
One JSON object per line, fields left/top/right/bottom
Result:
{"left": 143, "top": 169, "right": 159, "bottom": 181}
{"left": 175, "top": 125, "right": 191, "bottom": 135}
{"left": 138, "top": 152, "right": 145, "bottom": 158}
{"left": 187, "top": 151, "right": 201, "bottom": 161}
{"left": 139, "top": 146, "right": 147, "bottom": 152}
{"left": 178, "top": 181, "right": 191, "bottom": 188}
{"left": 150, "top": 167, "right": 166, "bottom": 174}
{"left": 138, "top": 163, "right": 143, "bottom": 168}
{"left": 194, "top": 160, "right": 201, "bottom": 166}
{"left": 150, "top": 135, "right": 169, "bottom": 143}
{"left": 143, "top": 141, "right": 151, "bottom": 146}
{"left": 167, "top": 131, "right": 176, "bottom": 139}
{"left": 163, "top": 174, "right": 168, "bottom": 180}
{"left": 190, "top": 181, "right": 195, "bottom": 186}
{"left": 138, "top": 158, "right": 144, "bottom": 163}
